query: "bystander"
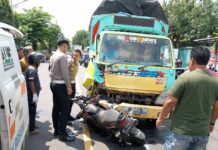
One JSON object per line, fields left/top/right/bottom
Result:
{"left": 156, "top": 46, "right": 218, "bottom": 150}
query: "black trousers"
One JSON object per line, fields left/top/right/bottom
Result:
{"left": 68, "top": 83, "right": 76, "bottom": 118}
{"left": 28, "top": 102, "right": 36, "bottom": 131}
{"left": 50, "top": 83, "right": 69, "bottom": 135}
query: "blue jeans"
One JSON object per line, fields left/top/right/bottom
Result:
{"left": 164, "top": 131, "right": 209, "bottom": 150}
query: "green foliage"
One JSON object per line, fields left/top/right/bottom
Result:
{"left": 39, "top": 23, "right": 64, "bottom": 53}
{"left": 18, "top": 7, "right": 52, "bottom": 50}
{"left": 0, "top": 0, "right": 13, "bottom": 25}
{"left": 164, "top": 0, "right": 218, "bottom": 47}
{"left": 72, "top": 30, "right": 89, "bottom": 49}
{"left": 15, "top": 7, "right": 63, "bottom": 52}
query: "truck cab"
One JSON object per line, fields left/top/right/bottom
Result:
{"left": 0, "top": 22, "right": 29, "bottom": 150}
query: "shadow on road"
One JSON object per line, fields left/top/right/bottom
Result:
{"left": 26, "top": 119, "right": 87, "bottom": 150}
{"left": 26, "top": 120, "right": 53, "bottom": 150}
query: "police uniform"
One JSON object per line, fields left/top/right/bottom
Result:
{"left": 49, "top": 49, "right": 71, "bottom": 137}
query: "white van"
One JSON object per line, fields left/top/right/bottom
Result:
{"left": 0, "top": 22, "right": 29, "bottom": 150}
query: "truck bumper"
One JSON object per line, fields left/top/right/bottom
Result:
{"left": 99, "top": 100, "right": 169, "bottom": 119}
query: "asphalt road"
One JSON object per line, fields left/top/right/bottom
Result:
{"left": 26, "top": 63, "right": 218, "bottom": 150}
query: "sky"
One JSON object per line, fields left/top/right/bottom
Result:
{"left": 12, "top": 0, "right": 163, "bottom": 39}
{"left": 12, "top": 0, "right": 103, "bottom": 39}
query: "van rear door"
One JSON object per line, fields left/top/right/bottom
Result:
{"left": 0, "top": 32, "right": 29, "bottom": 150}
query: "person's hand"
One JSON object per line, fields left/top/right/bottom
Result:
{"left": 156, "top": 117, "right": 165, "bottom": 128}
{"left": 67, "top": 87, "right": 72, "bottom": 96}
{"left": 210, "top": 125, "right": 215, "bottom": 133}
{"left": 33, "top": 93, "right": 38, "bottom": 104}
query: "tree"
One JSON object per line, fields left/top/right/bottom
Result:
{"left": 18, "top": 7, "right": 53, "bottom": 50}
{"left": 164, "top": 0, "right": 218, "bottom": 47}
{"left": 164, "top": 0, "right": 195, "bottom": 47}
{"left": 39, "top": 23, "right": 64, "bottom": 53}
{"left": 0, "top": 0, "right": 14, "bottom": 25}
{"left": 72, "top": 30, "right": 89, "bottom": 50}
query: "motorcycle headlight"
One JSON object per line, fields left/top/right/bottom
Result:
{"left": 154, "top": 91, "right": 169, "bottom": 105}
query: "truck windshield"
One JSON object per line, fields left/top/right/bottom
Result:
{"left": 99, "top": 33, "right": 173, "bottom": 67}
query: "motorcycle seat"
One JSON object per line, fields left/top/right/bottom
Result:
{"left": 97, "top": 109, "right": 120, "bottom": 124}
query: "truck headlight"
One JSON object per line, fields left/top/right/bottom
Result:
{"left": 154, "top": 92, "right": 169, "bottom": 105}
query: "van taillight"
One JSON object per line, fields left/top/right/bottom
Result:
{"left": 92, "top": 21, "right": 100, "bottom": 44}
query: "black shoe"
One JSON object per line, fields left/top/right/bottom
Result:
{"left": 58, "top": 134, "right": 75, "bottom": 142}
{"left": 53, "top": 131, "right": 59, "bottom": 137}
{"left": 68, "top": 116, "right": 76, "bottom": 121}
{"left": 66, "top": 121, "right": 74, "bottom": 126}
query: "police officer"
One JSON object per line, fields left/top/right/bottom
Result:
{"left": 49, "top": 39, "right": 74, "bottom": 142}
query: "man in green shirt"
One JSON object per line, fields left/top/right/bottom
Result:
{"left": 156, "top": 46, "right": 218, "bottom": 150}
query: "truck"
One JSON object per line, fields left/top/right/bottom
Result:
{"left": 194, "top": 37, "right": 218, "bottom": 72}
{"left": 83, "top": 0, "right": 175, "bottom": 124}
{"left": 175, "top": 37, "right": 218, "bottom": 77}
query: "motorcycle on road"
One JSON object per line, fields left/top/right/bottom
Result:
{"left": 71, "top": 96, "right": 146, "bottom": 147}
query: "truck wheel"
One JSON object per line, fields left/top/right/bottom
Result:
{"left": 137, "top": 119, "right": 156, "bottom": 129}
{"left": 146, "top": 119, "right": 156, "bottom": 129}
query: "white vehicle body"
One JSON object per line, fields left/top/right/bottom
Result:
{"left": 0, "top": 22, "right": 29, "bottom": 150}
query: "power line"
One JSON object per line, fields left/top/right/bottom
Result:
{"left": 12, "top": 0, "right": 28, "bottom": 8}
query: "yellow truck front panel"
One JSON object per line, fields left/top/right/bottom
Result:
{"left": 104, "top": 73, "right": 166, "bottom": 94}
{"left": 99, "top": 100, "right": 169, "bottom": 119}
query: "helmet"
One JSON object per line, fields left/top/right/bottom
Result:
{"left": 27, "top": 52, "right": 40, "bottom": 66}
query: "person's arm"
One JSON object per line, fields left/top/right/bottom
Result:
{"left": 59, "top": 55, "right": 72, "bottom": 95}
{"left": 28, "top": 68, "right": 39, "bottom": 103}
{"left": 29, "top": 81, "right": 36, "bottom": 94}
{"left": 210, "top": 101, "right": 218, "bottom": 132}
{"left": 156, "top": 96, "right": 177, "bottom": 127}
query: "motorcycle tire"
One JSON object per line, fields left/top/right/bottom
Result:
{"left": 129, "top": 127, "right": 146, "bottom": 146}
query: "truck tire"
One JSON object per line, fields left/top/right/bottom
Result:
{"left": 146, "top": 119, "right": 156, "bottom": 129}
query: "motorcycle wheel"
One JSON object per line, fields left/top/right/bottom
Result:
{"left": 129, "top": 127, "right": 146, "bottom": 146}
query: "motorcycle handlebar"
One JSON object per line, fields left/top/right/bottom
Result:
{"left": 71, "top": 95, "right": 100, "bottom": 104}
